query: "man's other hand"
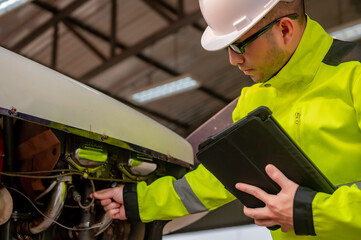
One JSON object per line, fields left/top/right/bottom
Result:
{"left": 235, "top": 164, "right": 299, "bottom": 232}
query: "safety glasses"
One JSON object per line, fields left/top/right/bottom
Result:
{"left": 229, "top": 13, "right": 299, "bottom": 54}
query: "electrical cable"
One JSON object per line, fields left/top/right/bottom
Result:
{"left": 76, "top": 178, "right": 95, "bottom": 210}
{"left": 0, "top": 168, "right": 133, "bottom": 229}
{"left": 0, "top": 170, "right": 136, "bottom": 183}
{"left": 34, "top": 180, "right": 58, "bottom": 202}
{"left": 0, "top": 171, "right": 83, "bottom": 179}
{"left": 6, "top": 186, "right": 105, "bottom": 231}
{"left": 3, "top": 169, "right": 78, "bottom": 174}
{"left": 0, "top": 158, "right": 140, "bottom": 232}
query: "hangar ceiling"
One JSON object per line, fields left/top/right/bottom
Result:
{"left": 0, "top": 0, "right": 361, "bottom": 138}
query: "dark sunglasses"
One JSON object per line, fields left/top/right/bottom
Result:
{"left": 229, "top": 13, "right": 299, "bottom": 54}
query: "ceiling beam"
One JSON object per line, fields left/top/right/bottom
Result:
{"left": 51, "top": 23, "right": 58, "bottom": 68}
{"left": 143, "top": 0, "right": 175, "bottom": 23}
{"left": 33, "top": 1, "right": 228, "bottom": 111}
{"left": 154, "top": 0, "right": 178, "bottom": 15}
{"left": 110, "top": 0, "right": 117, "bottom": 57}
{"left": 178, "top": 0, "right": 184, "bottom": 18}
{"left": 12, "top": 0, "right": 89, "bottom": 52}
{"left": 78, "top": 10, "right": 202, "bottom": 82}
{"left": 138, "top": 1, "right": 228, "bottom": 104}
{"left": 153, "top": 0, "right": 204, "bottom": 31}
{"left": 34, "top": 0, "right": 181, "bottom": 77}
{"left": 29, "top": 0, "right": 189, "bottom": 130}
{"left": 66, "top": 17, "right": 181, "bottom": 77}
{"left": 34, "top": 1, "right": 227, "bottom": 105}
{"left": 63, "top": 21, "right": 107, "bottom": 61}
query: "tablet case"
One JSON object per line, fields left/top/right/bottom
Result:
{"left": 196, "top": 106, "right": 336, "bottom": 209}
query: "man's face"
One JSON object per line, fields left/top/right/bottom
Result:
{"left": 228, "top": 26, "right": 289, "bottom": 83}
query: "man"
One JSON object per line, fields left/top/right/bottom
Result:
{"left": 92, "top": 0, "right": 361, "bottom": 239}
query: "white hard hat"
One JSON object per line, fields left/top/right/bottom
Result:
{"left": 200, "top": 0, "right": 294, "bottom": 51}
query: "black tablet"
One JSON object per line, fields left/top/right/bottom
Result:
{"left": 196, "top": 106, "right": 336, "bottom": 208}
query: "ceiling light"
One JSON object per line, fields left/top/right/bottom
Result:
{"left": 329, "top": 19, "right": 361, "bottom": 41}
{"left": 130, "top": 76, "right": 199, "bottom": 104}
{"left": 0, "top": 0, "right": 31, "bottom": 16}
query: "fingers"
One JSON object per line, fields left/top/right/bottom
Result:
{"left": 91, "top": 186, "right": 124, "bottom": 204}
{"left": 254, "top": 219, "right": 277, "bottom": 227}
{"left": 243, "top": 206, "right": 271, "bottom": 220}
{"left": 107, "top": 207, "right": 120, "bottom": 219}
{"left": 105, "top": 203, "right": 127, "bottom": 220}
{"left": 91, "top": 186, "right": 127, "bottom": 220}
{"left": 119, "top": 204, "right": 126, "bottom": 219}
{"left": 244, "top": 206, "right": 291, "bottom": 232}
{"left": 102, "top": 200, "right": 126, "bottom": 220}
{"left": 235, "top": 165, "right": 297, "bottom": 232}
{"left": 265, "top": 164, "right": 297, "bottom": 190}
{"left": 100, "top": 199, "right": 112, "bottom": 206}
{"left": 103, "top": 202, "right": 121, "bottom": 212}
{"left": 243, "top": 206, "right": 279, "bottom": 229}
{"left": 92, "top": 188, "right": 116, "bottom": 200}
{"left": 99, "top": 197, "right": 127, "bottom": 220}
{"left": 235, "top": 183, "right": 269, "bottom": 203}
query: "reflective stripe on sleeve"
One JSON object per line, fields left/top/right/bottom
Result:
{"left": 173, "top": 176, "right": 208, "bottom": 214}
{"left": 337, "top": 181, "right": 361, "bottom": 189}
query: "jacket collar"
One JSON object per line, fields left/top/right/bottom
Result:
{"left": 260, "top": 15, "right": 333, "bottom": 89}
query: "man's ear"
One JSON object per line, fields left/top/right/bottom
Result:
{"left": 277, "top": 18, "right": 295, "bottom": 45}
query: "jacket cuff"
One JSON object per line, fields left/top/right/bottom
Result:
{"left": 293, "top": 186, "right": 317, "bottom": 235}
{"left": 123, "top": 183, "right": 141, "bottom": 222}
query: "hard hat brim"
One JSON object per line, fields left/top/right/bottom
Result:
{"left": 201, "top": 25, "right": 253, "bottom": 51}
{"left": 200, "top": 0, "right": 281, "bottom": 51}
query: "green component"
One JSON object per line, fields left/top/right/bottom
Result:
{"left": 78, "top": 146, "right": 107, "bottom": 163}
{"left": 129, "top": 159, "right": 142, "bottom": 167}
{"left": 66, "top": 155, "right": 105, "bottom": 174}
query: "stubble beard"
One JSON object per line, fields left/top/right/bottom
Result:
{"left": 256, "top": 34, "right": 289, "bottom": 83}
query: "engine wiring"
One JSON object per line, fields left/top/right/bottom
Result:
{"left": 0, "top": 153, "right": 142, "bottom": 233}
{"left": 0, "top": 169, "right": 84, "bottom": 179}
{"left": 0, "top": 169, "right": 136, "bottom": 182}
{"left": 76, "top": 178, "right": 95, "bottom": 210}
{"left": 34, "top": 180, "right": 58, "bottom": 202}
{"left": 0, "top": 168, "right": 137, "bottom": 232}
{"left": 6, "top": 185, "right": 106, "bottom": 232}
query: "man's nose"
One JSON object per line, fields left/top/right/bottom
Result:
{"left": 228, "top": 48, "right": 245, "bottom": 66}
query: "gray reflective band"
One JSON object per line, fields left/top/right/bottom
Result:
{"left": 337, "top": 181, "right": 361, "bottom": 189}
{"left": 322, "top": 39, "right": 361, "bottom": 66}
{"left": 173, "top": 176, "right": 208, "bottom": 214}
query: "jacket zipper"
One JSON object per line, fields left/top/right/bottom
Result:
{"left": 294, "top": 110, "right": 301, "bottom": 144}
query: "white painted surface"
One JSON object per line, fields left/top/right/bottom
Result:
{"left": 0, "top": 47, "right": 193, "bottom": 164}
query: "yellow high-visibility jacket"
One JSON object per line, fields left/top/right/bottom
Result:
{"left": 124, "top": 16, "right": 361, "bottom": 239}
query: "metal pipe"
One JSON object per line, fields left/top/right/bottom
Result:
{"left": 19, "top": 181, "right": 67, "bottom": 235}
{"left": 78, "top": 183, "right": 94, "bottom": 240}
{"left": 78, "top": 208, "right": 94, "bottom": 240}
{"left": 94, "top": 214, "right": 112, "bottom": 237}
{"left": 0, "top": 220, "right": 11, "bottom": 240}
{"left": 29, "top": 181, "right": 67, "bottom": 234}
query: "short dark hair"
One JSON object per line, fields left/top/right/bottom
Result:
{"left": 262, "top": 0, "right": 306, "bottom": 25}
